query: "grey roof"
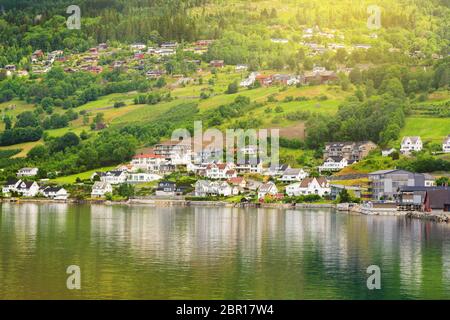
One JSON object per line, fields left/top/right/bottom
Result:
{"left": 283, "top": 168, "right": 303, "bottom": 175}
{"left": 258, "top": 182, "right": 276, "bottom": 192}
{"left": 18, "top": 181, "right": 36, "bottom": 189}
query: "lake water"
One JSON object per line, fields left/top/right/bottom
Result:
{"left": 1, "top": 203, "right": 450, "bottom": 300}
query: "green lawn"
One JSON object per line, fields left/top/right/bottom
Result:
{"left": 400, "top": 117, "right": 450, "bottom": 144}
{"left": 50, "top": 166, "right": 117, "bottom": 184}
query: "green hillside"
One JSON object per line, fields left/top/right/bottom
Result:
{"left": 0, "top": 0, "right": 449, "bottom": 180}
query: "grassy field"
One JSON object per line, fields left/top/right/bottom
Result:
{"left": 400, "top": 117, "right": 450, "bottom": 144}
{"left": 50, "top": 166, "right": 117, "bottom": 184}
{"left": 0, "top": 140, "right": 43, "bottom": 158}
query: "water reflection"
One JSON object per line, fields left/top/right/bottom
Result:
{"left": 1, "top": 203, "right": 450, "bottom": 299}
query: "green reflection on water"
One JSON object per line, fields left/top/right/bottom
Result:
{"left": 0, "top": 203, "right": 449, "bottom": 300}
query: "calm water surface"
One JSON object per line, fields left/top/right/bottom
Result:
{"left": 1, "top": 203, "right": 450, "bottom": 299}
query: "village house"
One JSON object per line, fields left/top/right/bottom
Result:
{"left": 400, "top": 136, "right": 423, "bottom": 154}
{"left": 205, "top": 163, "right": 236, "bottom": 180}
{"left": 32, "top": 50, "right": 44, "bottom": 61}
{"left": 195, "top": 40, "right": 214, "bottom": 47}
{"left": 153, "top": 48, "right": 176, "bottom": 56}
{"left": 195, "top": 180, "right": 236, "bottom": 197}
{"left": 397, "top": 186, "right": 450, "bottom": 212}
{"left": 131, "top": 153, "right": 168, "bottom": 172}
{"left": 238, "top": 145, "right": 258, "bottom": 156}
{"left": 146, "top": 69, "right": 166, "bottom": 79}
{"left": 192, "top": 146, "right": 223, "bottom": 165}
{"left": 5, "top": 64, "right": 16, "bottom": 71}
{"left": 319, "top": 157, "right": 354, "bottom": 173}
{"left": 154, "top": 140, "right": 192, "bottom": 166}
{"left": 40, "top": 186, "right": 69, "bottom": 200}
{"left": 302, "top": 66, "right": 337, "bottom": 84}
{"left": 92, "top": 171, "right": 128, "bottom": 185}
{"left": 323, "top": 141, "right": 377, "bottom": 162}
{"left": 272, "top": 74, "right": 301, "bottom": 86}
{"left": 353, "top": 44, "right": 372, "bottom": 50}
{"left": 155, "top": 181, "right": 186, "bottom": 196}
{"left": 271, "top": 38, "right": 289, "bottom": 44}
{"left": 15, "top": 181, "right": 40, "bottom": 197}
{"left": 130, "top": 43, "right": 147, "bottom": 51}
{"left": 235, "top": 159, "right": 263, "bottom": 174}
{"left": 209, "top": 60, "right": 224, "bottom": 68}
{"left": 279, "top": 168, "right": 309, "bottom": 182}
{"left": 235, "top": 64, "right": 248, "bottom": 71}
{"left": 257, "top": 182, "right": 278, "bottom": 200}
{"left": 255, "top": 74, "right": 273, "bottom": 86}
{"left": 240, "top": 72, "right": 259, "bottom": 87}
{"left": 245, "top": 180, "right": 262, "bottom": 192}
{"left": 17, "top": 167, "right": 39, "bottom": 177}
{"left": 128, "top": 173, "right": 162, "bottom": 183}
{"left": 265, "top": 164, "right": 290, "bottom": 176}
{"left": 161, "top": 42, "right": 178, "bottom": 49}
{"left": 91, "top": 181, "right": 113, "bottom": 198}
{"left": 442, "top": 135, "right": 450, "bottom": 153}
{"left": 369, "top": 169, "right": 435, "bottom": 200}
{"left": 2, "top": 179, "right": 22, "bottom": 195}
{"left": 382, "top": 148, "right": 397, "bottom": 157}
{"left": 227, "top": 177, "right": 247, "bottom": 190}
{"left": 285, "top": 177, "right": 330, "bottom": 197}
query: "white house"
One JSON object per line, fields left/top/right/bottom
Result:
{"left": 443, "top": 135, "right": 450, "bottom": 153}
{"left": 285, "top": 177, "right": 330, "bottom": 197}
{"left": 400, "top": 136, "right": 423, "bottom": 154}
{"left": 40, "top": 186, "right": 69, "bottom": 200}
{"left": 205, "top": 163, "right": 236, "bottom": 179}
{"left": 271, "top": 38, "right": 289, "bottom": 44}
{"left": 2, "top": 179, "right": 22, "bottom": 195}
{"left": 257, "top": 182, "right": 278, "bottom": 200}
{"left": 240, "top": 72, "right": 259, "bottom": 87}
{"left": 130, "top": 43, "right": 146, "bottom": 51}
{"left": 235, "top": 64, "right": 248, "bottom": 71}
{"left": 131, "top": 153, "right": 168, "bottom": 172}
{"left": 279, "top": 168, "right": 309, "bottom": 182}
{"left": 128, "top": 173, "right": 162, "bottom": 183}
{"left": 15, "top": 181, "right": 40, "bottom": 197}
{"left": 318, "top": 157, "right": 352, "bottom": 172}
{"left": 17, "top": 167, "right": 39, "bottom": 177}
{"left": 264, "top": 164, "right": 290, "bottom": 177}
{"left": 195, "top": 180, "right": 235, "bottom": 197}
{"left": 238, "top": 145, "right": 258, "bottom": 156}
{"left": 382, "top": 148, "right": 397, "bottom": 157}
{"left": 91, "top": 182, "right": 113, "bottom": 198}
{"left": 235, "top": 159, "right": 263, "bottom": 174}
{"left": 92, "top": 171, "right": 128, "bottom": 185}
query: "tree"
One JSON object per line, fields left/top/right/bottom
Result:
{"left": 117, "top": 184, "right": 135, "bottom": 199}
{"left": 338, "top": 189, "right": 352, "bottom": 203}
{"left": 28, "top": 145, "right": 49, "bottom": 160}
{"left": 436, "top": 177, "right": 450, "bottom": 187}
{"left": 379, "top": 78, "right": 405, "bottom": 98}
{"left": 226, "top": 81, "right": 239, "bottom": 94}
{"left": 3, "top": 115, "right": 12, "bottom": 130}
{"left": 15, "top": 111, "right": 39, "bottom": 128}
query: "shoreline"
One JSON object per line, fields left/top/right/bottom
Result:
{"left": 1, "top": 198, "right": 449, "bottom": 224}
